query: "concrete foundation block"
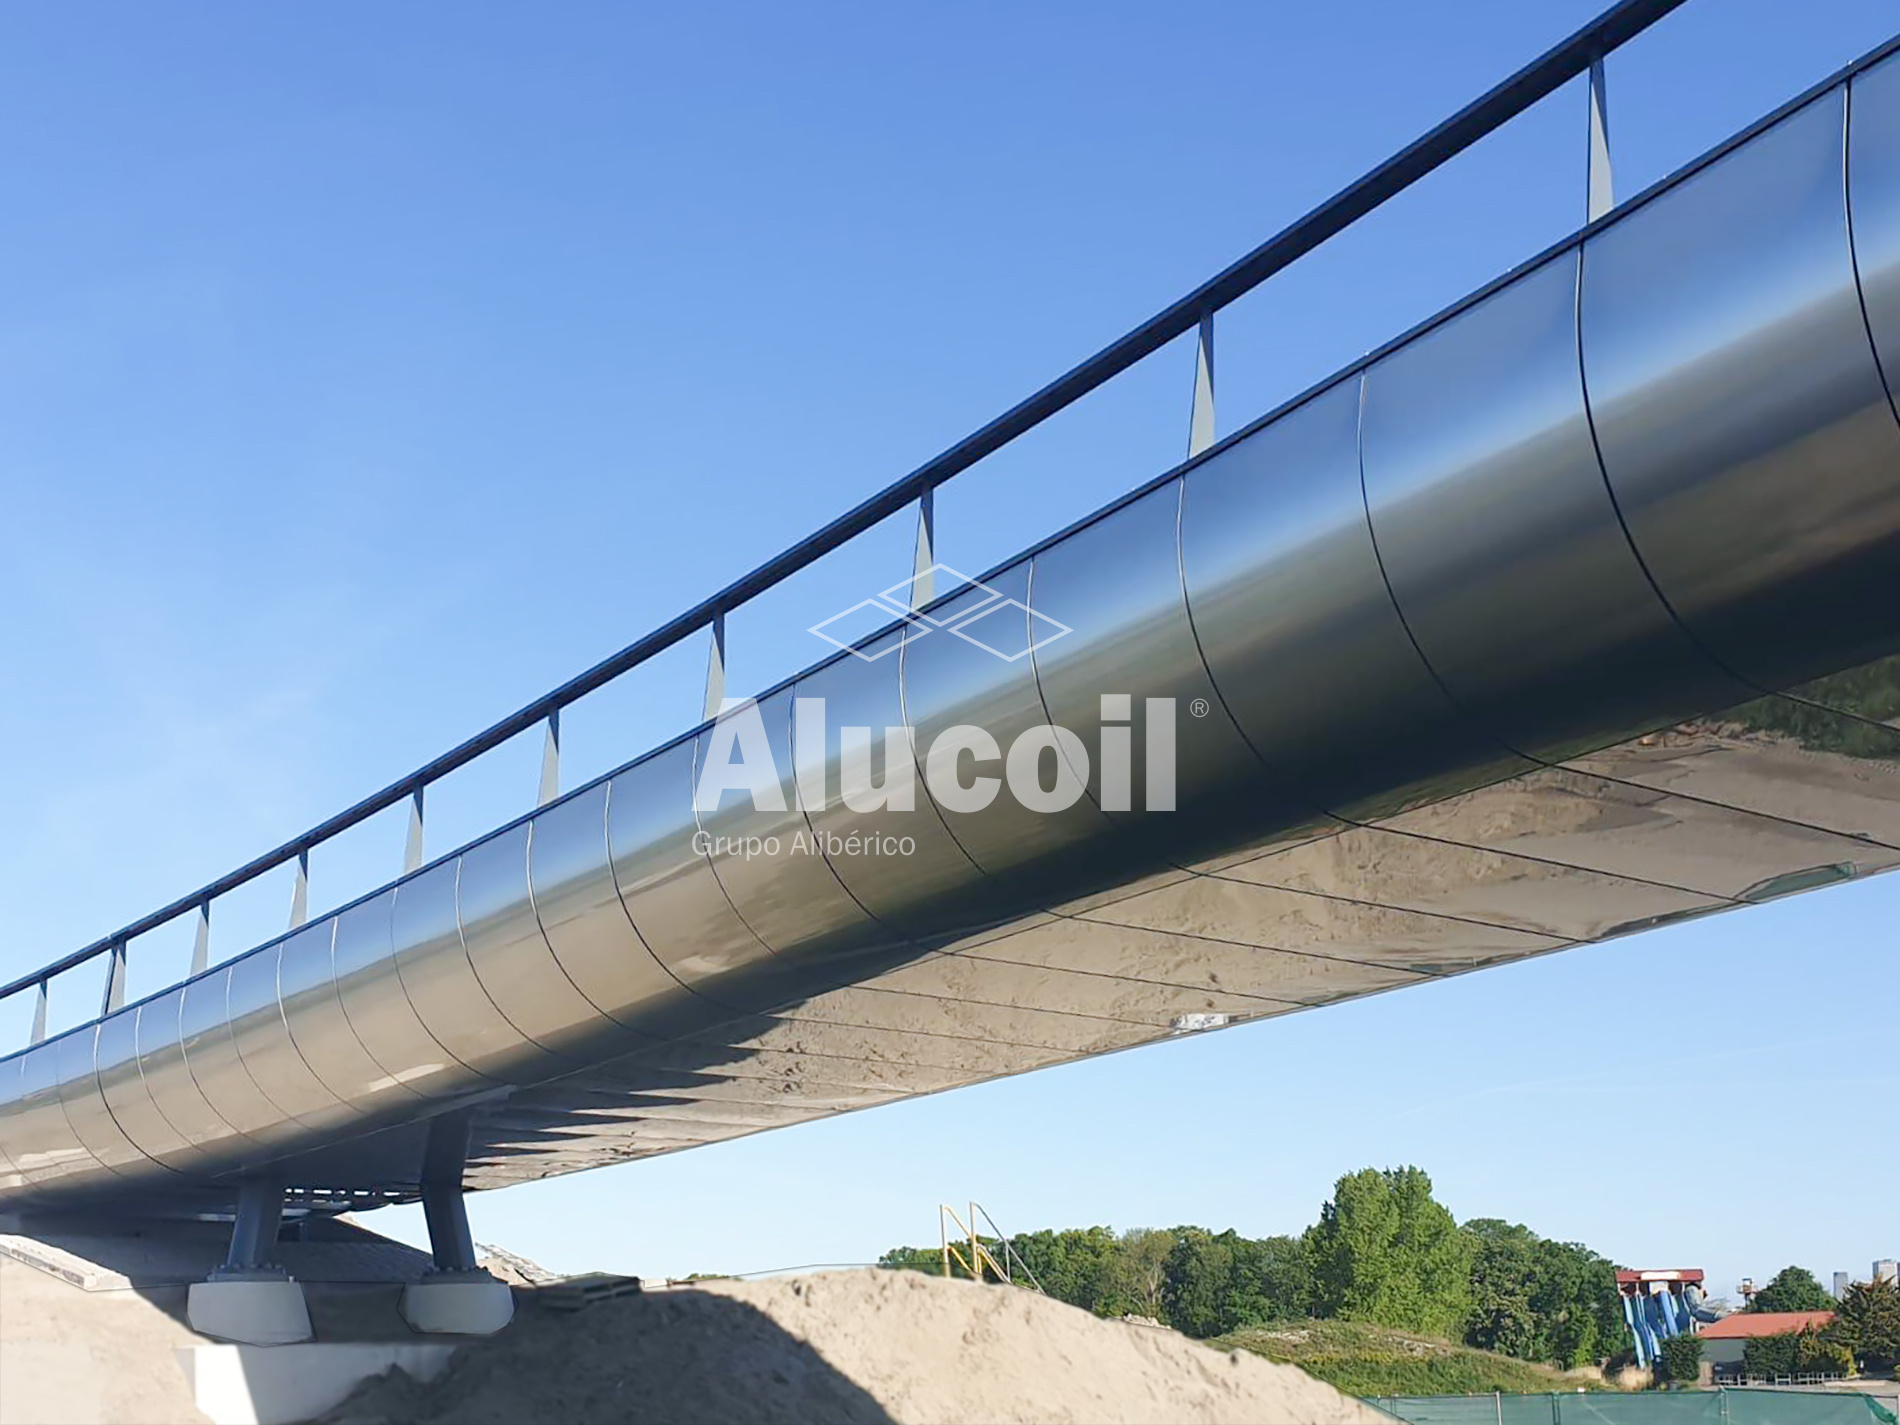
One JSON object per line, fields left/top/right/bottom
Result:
{"left": 187, "top": 1270, "right": 313, "bottom": 1346}
{"left": 399, "top": 1269, "right": 515, "bottom": 1335}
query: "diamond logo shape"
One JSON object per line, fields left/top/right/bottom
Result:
{"left": 807, "top": 599, "right": 922, "bottom": 662}
{"left": 943, "top": 598, "right": 1072, "bottom": 663}
{"left": 876, "top": 564, "right": 1003, "bottom": 627}
{"left": 813, "top": 565, "right": 1069, "bottom": 663}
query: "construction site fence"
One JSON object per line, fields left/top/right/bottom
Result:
{"left": 1366, "top": 1387, "right": 1900, "bottom": 1424}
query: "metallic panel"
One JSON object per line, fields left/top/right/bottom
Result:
{"left": 96, "top": 1004, "right": 207, "bottom": 1172}
{"left": 607, "top": 741, "right": 801, "bottom": 1014}
{"left": 53, "top": 1024, "right": 155, "bottom": 1180}
{"left": 899, "top": 562, "right": 1111, "bottom": 879}
{"left": 958, "top": 915, "right": 1426, "bottom": 1006}
{"left": 1030, "top": 481, "right": 1326, "bottom": 862}
{"left": 278, "top": 912, "right": 423, "bottom": 1116}
{"left": 1362, "top": 251, "right": 1747, "bottom": 760}
{"left": 1073, "top": 874, "right": 1563, "bottom": 978}
{"left": 679, "top": 1010, "right": 1119, "bottom": 1073}
{"left": 178, "top": 962, "right": 305, "bottom": 1148}
{"left": 0, "top": 1055, "right": 24, "bottom": 1192}
{"left": 226, "top": 934, "right": 358, "bottom": 1132}
{"left": 459, "top": 822, "right": 628, "bottom": 1062}
{"left": 1377, "top": 766, "right": 1900, "bottom": 904}
{"left": 528, "top": 780, "right": 706, "bottom": 1039}
{"left": 1180, "top": 377, "right": 1531, "bottom": 820}
{"left": 863, "top": 952, "right": 1286, "bottom": 1029}
{"left": 332, "top": 889, "right": 482, "bottom": 1101}
{"left": 1564, "top": 691, "right": 1900, "bottom": 849}
{"left": 693, "top": 687, "right": 908, "bottom": 990}
{"left": 1849, "top": 54, "right": 1900, "bottom": 452}
{"left": 1582, "top": 86, "right": 1900, "bottom": 694}
{"left": 392, "top": 857, "right": 559, "bottom": 1085}
{"left": 134, "top": 985, "right": 252, "bottom": 1164}
{"left": 6, "top": 1042, "right": 101, "bottom": 1191}
{"left": 773, "top": 985, "right": 1151, "bottom": 1054}
{"left": 789, "top": 629, "right": 996, "bottom": 943}
{"left": 1228, "top": 823, "right": 1720, "bottom": 941}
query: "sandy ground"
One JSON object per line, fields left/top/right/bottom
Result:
{"left": 322, "top": 1268, "right": 1387, "bottom": 1425}
{"left": 0, "top": 1255, "right": 208, "bottom": 1425}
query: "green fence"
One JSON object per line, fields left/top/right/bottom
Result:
{"left": 1365, "top": 1388, "right": 1900, "bottom": 1425}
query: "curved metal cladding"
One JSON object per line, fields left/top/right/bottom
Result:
{"left": 8, "top": 59, "right": 1900, "bottom": 1210}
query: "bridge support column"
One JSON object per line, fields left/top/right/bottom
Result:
{"left": 186, "top": 1176, "right": 314, "bottom": 1345}
{"left": 400, "top": 1112, "right": 514, "bottom": 1335}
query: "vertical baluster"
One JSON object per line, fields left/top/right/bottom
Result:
{"left": 289, "top": 849, "right": 309, "bottom": 929}
{"left": 100, "top": 941, "right": 127, "bottom": 1017}
{"left": 1587, "top": 55, "right": 1613, "bottom": 222}
{"left": 405, "top": 786, "right": 426, "bottom": 873}
{"left": 1188, "top": 310, "right": 1216, "bottom": 458}
{"left": 911, "top": 488, "right": 936, "bottom": 609}
{"left": 29, "top": 978, "right": 47, "bottom": 1047}
{"left": 538, "top": 713, "right": 561, "bottom": 807}
{"left": 191, "top": 900, "right": 211, "bottom": 977}
{"left": 703, "top": 613, "right": 727, "bottom": 723}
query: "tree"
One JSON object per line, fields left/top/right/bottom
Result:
{"left": 1304, "top": 1166, "right": 1474, "bottom": 1338}
{"left": 1659, "top": 1334, "right": 1703, "bottom": 1386}
{"left": 1835, "top": 1278, "right": 1900, "bottom": 1371}
{"left": 1010, "top": 1227, "right": 1121, "bottom": 1314}
{"left": 1230, "top": 1235, "right": 1312, "bottom": 1326}
{"left": 1752, "top": 1266, "right": 1834, "bottom": 1314}
{"left": 1163, "top": 1228, "right": 1237, "bottom": 1338}
{"left": 879, "top": 1245, "right": 954, "bottom": 1277}
{"left": 1462, "top": 1220, "right": 1620, "bottom": 1368}
{"left": 1105, "top": 1228, "right": 1174, "bottom": 1320}
{"left": 1466, "top": 1222, "right": 1539, "bottom": 1359}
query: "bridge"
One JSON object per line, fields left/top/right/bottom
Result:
{"left": 4, "top": 0, "right": 1900, "bottom": 1342}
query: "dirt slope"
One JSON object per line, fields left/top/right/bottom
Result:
{"left": 323, "top": 1268, "right": 1388, "bottom": 1425}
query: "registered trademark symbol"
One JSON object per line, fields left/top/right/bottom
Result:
{"left": 1189, "top": 698, "right": 1210, "bottom": 718}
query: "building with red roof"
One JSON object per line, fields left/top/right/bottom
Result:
{"left": 1698, "top": 1311, "right": 1837, "bottom": 1371}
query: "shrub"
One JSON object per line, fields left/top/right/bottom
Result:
{"left": 1744, "top": 1332, "right": 1798, "bottom": 1379}
{"left": 1658, "top": 1334, "right": 1702, "bottom": 1385}
{"left": 1744, "top": 1327, "right": 1853, "bottom": 1379}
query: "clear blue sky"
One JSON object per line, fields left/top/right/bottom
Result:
{"left": 1, "top": 0, "right": 1894, "bottom": 1299}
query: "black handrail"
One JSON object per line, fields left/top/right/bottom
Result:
{"left": 0, "top": 0, "right": 1692, "bottom": 1007}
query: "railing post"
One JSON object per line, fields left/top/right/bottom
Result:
{"left": 289, "top": 849, "right": 309, "bottom": 930}
{"left": 100, "top": 941, "right": 127, "bottom": 1017}
{"left": 911, "top": 489, "right": 936, "bottom": 609}
{"left": 1188, "top": 310, "right": 1215, "bottom": 458}
{"left": 703, "top": 613, "right": 727, "bottom": 724}
{"left": 1587, "top": 54, "right": 1614, "bottom": 221}
{"left": 538, "top": 713, "right": 561, "bottom": 808}
{"left": 405, "top": 786, "right": 426, "bottom": 873}
{"left": 29, "top": 978, "right": 47, "bottom": 1047}
{"left": 190, "top": 900, "right": 210, "bottom": 977}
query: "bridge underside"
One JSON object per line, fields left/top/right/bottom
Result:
{"left": 6, "top": 45, "right": 1900, "bottom": 1219}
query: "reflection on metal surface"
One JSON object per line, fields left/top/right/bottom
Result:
{"left": 1584, "top": 87, "right": 1900, "bottom": 693}
{"left": 8, "top": 53, "right": 1900, "bottom": 1211}
{"left": 1181, "top": 379, "right": 1532, "bottom": 822}
{"left": 1229, "top": 824, "right": 1721, "bottom": 941}
{"left": 1378, "top": 765, "right": 1900, "bottom": 902}
{"left": 1362, "top": 252, "right": 1744, "bottom": 760}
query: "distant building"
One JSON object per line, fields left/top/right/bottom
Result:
{"left": 1834, "top": 1272, "right": 1852, "bottom": 1300}
{"left": 1697, "top": 1311, "right": 1836, "bottom": 1372}
{"left": 1877, "top": 1260, "right": 1898, "bottom": 1286}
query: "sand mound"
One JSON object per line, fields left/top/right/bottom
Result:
{"left": 322, "top": 1269, "right": 1384, "bottom": 1425}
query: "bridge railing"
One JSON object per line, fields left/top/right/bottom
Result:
{"left": 0, "top": 0, "right": 1693, "bottom": 1047}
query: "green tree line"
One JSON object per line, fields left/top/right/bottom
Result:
{"left": 881, "top": 1166, "right": 1623, "bottom": 1369}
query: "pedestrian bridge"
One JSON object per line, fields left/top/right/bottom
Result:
{"left": 4, "top": 5, "right": 1900, "bottom": 1262}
